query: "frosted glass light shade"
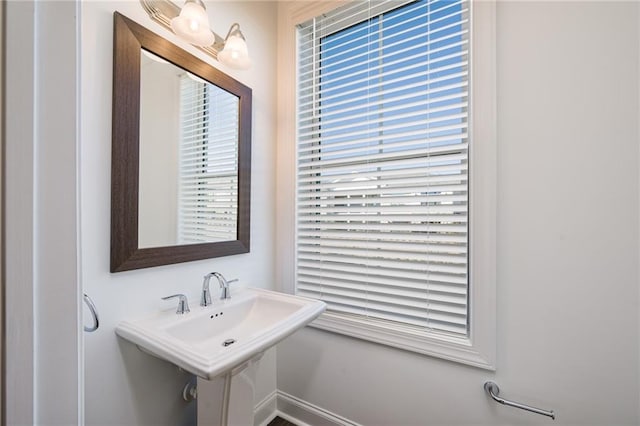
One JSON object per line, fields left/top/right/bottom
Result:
{"left": 170, "top": 0, "right": 215, "bottom": 47}
{"left": 218, "top": 33, "right": 251, "bottom": 70}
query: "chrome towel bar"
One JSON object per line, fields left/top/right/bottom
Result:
{"left": 83, "top": 293, "right": 99, "bottom": 332}
{"left": 484, "top": 381, "right": 555, "bottom": 420}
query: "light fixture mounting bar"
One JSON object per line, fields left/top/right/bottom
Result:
{"left": 139, "top": 0, "right": 225, "bottom": 59}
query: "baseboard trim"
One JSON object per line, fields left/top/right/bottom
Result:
{"left": 254, "top": 390, "right": 361, "bottom": 426}
{"left": 254, "top": 390, "right": 278, "bottom": 426}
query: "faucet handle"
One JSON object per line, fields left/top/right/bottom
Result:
{"left": 162, "top": 294, "right": 190, "bottom": 314}
{"left": 219, "top": 278, "right": 238, "bottom": 300}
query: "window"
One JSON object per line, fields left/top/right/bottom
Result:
{"left": 178, "top": 75, "right": 239, "bottom": 244}
{"left": 293, "top": 0, "right": 495, "bottom": 368}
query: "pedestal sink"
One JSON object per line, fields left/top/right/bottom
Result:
{"left": 116, "top": 287, "right": 325, "bottom": 379}
{"left": 116, "top": 287, "right": 325, "bottom": 425}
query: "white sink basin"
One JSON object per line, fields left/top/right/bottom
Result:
{"left": 116, "top": 288, "right": 325, "bottom": 379}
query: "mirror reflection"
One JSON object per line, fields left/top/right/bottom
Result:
{"left": 138, "top": 49, "right": 239, "bottom": 248}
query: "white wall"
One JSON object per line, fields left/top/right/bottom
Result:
{"left": 139, "top": 58, "right": 180, "bottom": 248}
{"left": 81, "top": 2, "right": 278, "bottom": 425}
{"left": 276, "top": 1, "right": 640, "bottom": 425}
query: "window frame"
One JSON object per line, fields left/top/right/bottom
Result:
{"left": 277, "top": 0, "right": 496, "bottom": 369}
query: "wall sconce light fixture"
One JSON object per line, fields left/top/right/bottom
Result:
{"left": 169, "top": 0, "right": 215, "bottom": 47}
{"left": 217, "top": 23, "right": 252, "bottom": 70}
{"left": 140, "top": 0, "right": 251, "bottom": 70}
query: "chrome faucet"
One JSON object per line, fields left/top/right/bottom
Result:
{"left": 201, "top": 272, "right": 239, "bottom": 305}
{"left": 201, "top": 273, "right": 216, "bottom": 307}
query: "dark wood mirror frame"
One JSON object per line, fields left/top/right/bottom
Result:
{"left": 111, "top": 12, "right": 251, "bottom": 272}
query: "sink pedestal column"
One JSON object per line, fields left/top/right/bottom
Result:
{"left": 197, "top": 355, "right": 262, "bottom": 426}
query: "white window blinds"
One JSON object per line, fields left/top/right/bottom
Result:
{"left": 296, "top": 0, "right": 469, "bottom": 336}
{"left": 178, "top": 75, "right": 240, "bottom": 244}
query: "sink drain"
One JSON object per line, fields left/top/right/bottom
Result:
{"left": 222, "top": 338, "right": 236, "bottom": 347}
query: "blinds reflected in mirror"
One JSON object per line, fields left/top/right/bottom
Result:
{"left": 178, "top": 75, "right": 240, "bottom": 244}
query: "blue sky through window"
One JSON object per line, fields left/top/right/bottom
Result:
{"left": 318, "top": 0, "right": 466, "bottom": 164}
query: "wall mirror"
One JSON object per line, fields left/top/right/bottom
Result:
{"left": 111, "top": 12, "right": 251, "bottom": 272}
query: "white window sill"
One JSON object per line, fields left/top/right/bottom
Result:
{"left": 309, "top": 311, "right": 495, "bottom": 370}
